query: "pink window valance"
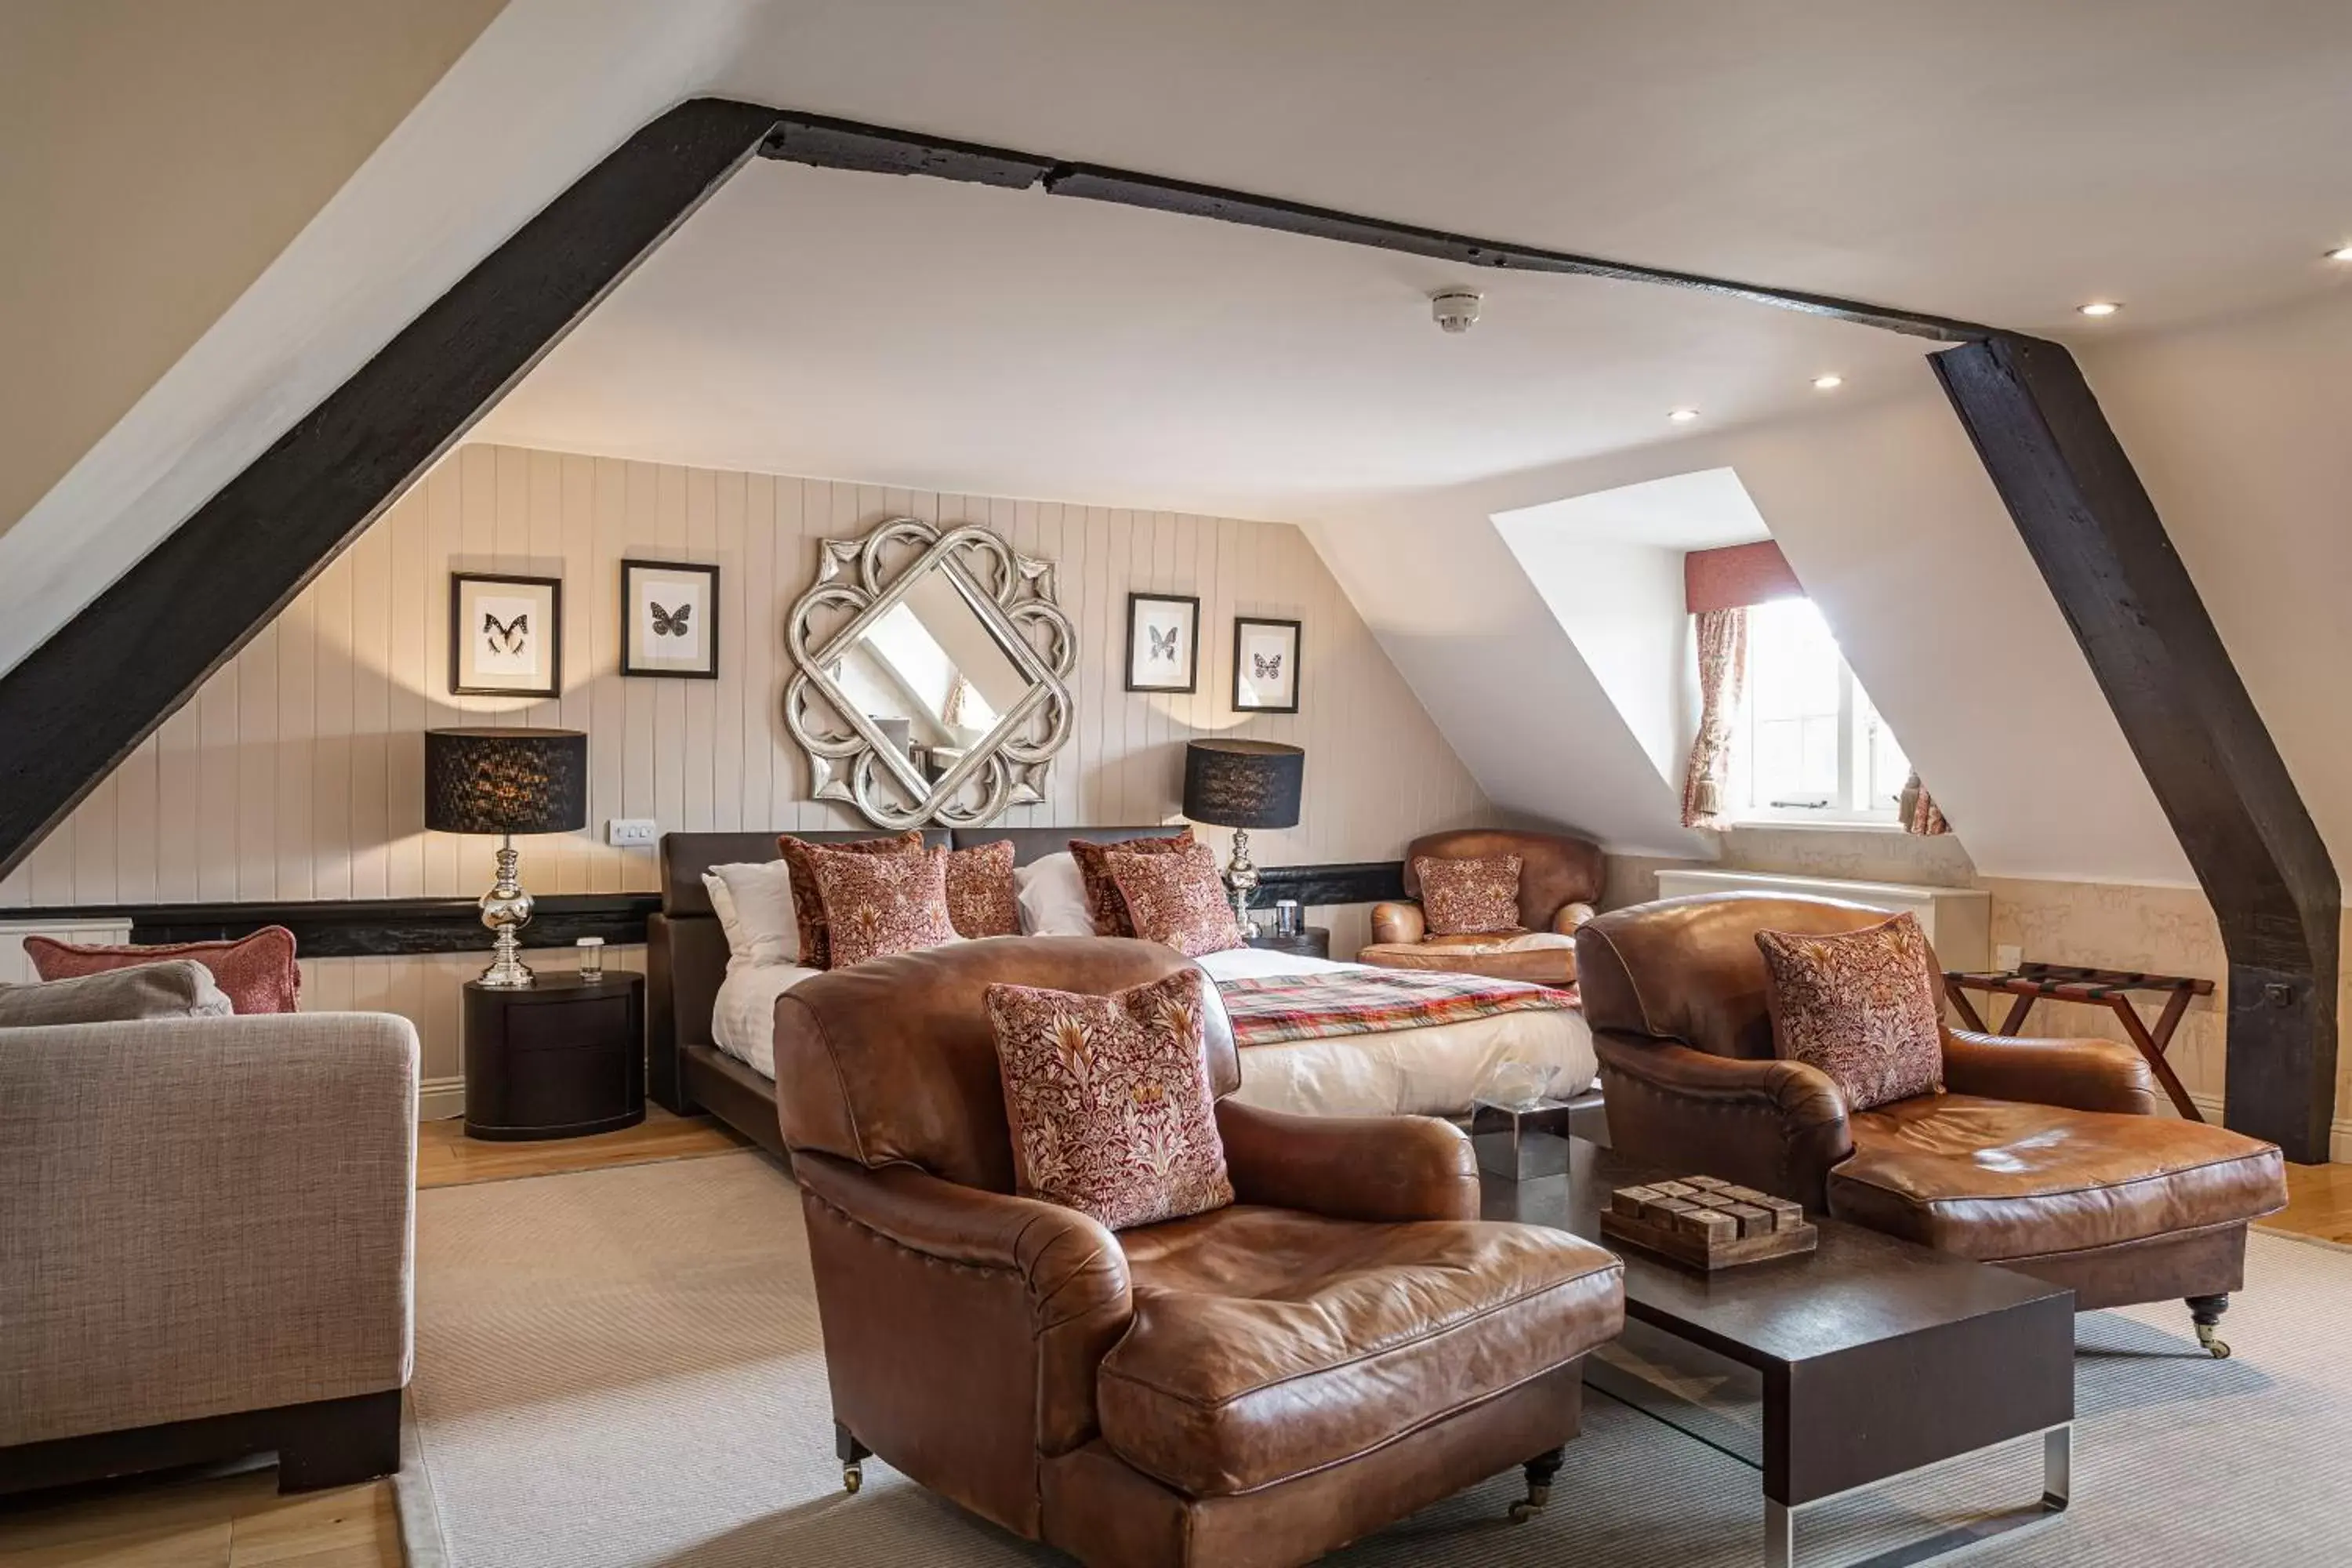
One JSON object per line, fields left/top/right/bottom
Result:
{"left": 1685, "top": 539, "right": 1802, "bottom": 614}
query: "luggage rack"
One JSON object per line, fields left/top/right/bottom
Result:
{"left": 1941, "top": 962, "right": 2213, "bottom": 1122}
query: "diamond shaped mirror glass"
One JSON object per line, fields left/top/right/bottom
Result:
{"left": 785, "top": 517, "right": 1076, "bottom": 827}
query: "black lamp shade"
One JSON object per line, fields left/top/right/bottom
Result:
{"left": 425, "top": 728, "right": 588, "bottom": 836}
{"left": 1182, "top": 739, "right": 1304, "bottom": 830}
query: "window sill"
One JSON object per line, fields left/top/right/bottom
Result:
{"left": 1722, "top": 818, "right": 1909, "bottom": 835}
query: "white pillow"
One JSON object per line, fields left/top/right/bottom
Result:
{"left": 701, "top": 859, "right": 800, "bottom": 971}
{"left": 1014, "top": 851, "right": 1095, "bottom": 937}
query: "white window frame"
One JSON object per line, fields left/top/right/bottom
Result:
{"left": 1725, "top": 601, "right": 1904, "bottom": 829}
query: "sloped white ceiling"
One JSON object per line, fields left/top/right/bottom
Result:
{"left": 10, "top": 0, "right": 2351, "bottom": 895}
{"left": 1314, "top": 366, "right": 2197, "bottom": 885}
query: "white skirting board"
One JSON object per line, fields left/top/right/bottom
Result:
{"left": 419, "top": 1076, "right": 466, "bottom": 1122}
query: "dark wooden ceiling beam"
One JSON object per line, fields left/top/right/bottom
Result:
{"left": 0, "top": 98, "right": 782, "bottom": 880}
{"left": 1936, "top": 335, "right": 2339, "bottom": 1160}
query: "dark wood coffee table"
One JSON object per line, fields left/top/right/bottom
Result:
{"left": 1487, "top": 1138, "right": 2075, "bottom": 1567}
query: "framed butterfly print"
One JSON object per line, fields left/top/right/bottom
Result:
{"left": 1125, "top": 592, "right": 1199, "bottom": 694}
{"left": 1232, "top": 616, "right": 1301, "bottom": 713}
{"left": 620, "top": 559, "right": 720, "bottom": 679}
{"left": 449, "top": 572, "right": 563, "bottom": 697}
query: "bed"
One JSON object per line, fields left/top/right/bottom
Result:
{"left": 648, "top": 828, "right": 1596, "bottom": 1160}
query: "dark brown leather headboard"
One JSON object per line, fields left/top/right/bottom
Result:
{"left": 647, "top": 826, "right": 1171, "bottom": 1115}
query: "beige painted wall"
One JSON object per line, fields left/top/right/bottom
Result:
{"left": 0, "top": 442, "right": 1490, "bottom": 1090}
{"left": 0, "top": 0, "right": 504, "bottom": 535}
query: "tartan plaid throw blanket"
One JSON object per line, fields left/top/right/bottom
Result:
{"left": 1214, "top": 967, "right": 1577, "bottom": 1048}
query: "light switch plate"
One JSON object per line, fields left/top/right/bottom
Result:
{"left": 607, "top": 818, "right": 658, "bottom": 847}
{"left": 1995, "top": 943, "right": 2023, "bottom": 971}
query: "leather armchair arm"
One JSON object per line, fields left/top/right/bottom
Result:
{"left": 1370, "top": 900, "right": 1425, "bottom": 946}
{"left": 1551, "top": 902, "right": 1598, "bottom": 937}
{"left": 791, "top": 1151, "right": 1132, "bottom": 1462}
{"left": 1594, "top": 1033, "right": 1853, "bottom": 1210}
{"left": 1942, "top": 1029, "right": 2158, "bottom": 1116}
{"left": 1216, "top": 1098, "right": 1479, "bottom": 1221}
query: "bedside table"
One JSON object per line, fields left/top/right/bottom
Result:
{"left": 1245, "top": 925, "right": 1330, "bottom": 960}
{"left": 463, "top": 971, "right": 645, "bottom": 1142}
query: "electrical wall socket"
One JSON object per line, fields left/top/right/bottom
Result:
{"left": 607, "top": 818, "right": 658, "bottom": 848}
{"left": 1995, "top": 944, "right": 2023, "bottom": 971}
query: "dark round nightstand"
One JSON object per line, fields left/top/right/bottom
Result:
{"left": 462, "top": 971, "right": 646, "bottom": 1142}
{"left": 1244, "top": 925, "right": 1331, "bottom": 960}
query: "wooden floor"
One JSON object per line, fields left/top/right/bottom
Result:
{"left": 0, "top": 1109, "right": 749, "bottom": 1567}
{"left": 6, "top": 1112, "right": 2343, "bottom": 1566}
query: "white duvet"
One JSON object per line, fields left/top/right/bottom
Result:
{"left": 708, "top": 944, "right": 1595, "bottom": 1119}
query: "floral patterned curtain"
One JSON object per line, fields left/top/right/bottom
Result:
{"left": 1900, "top": 770, "right": 1951, "bottom": 836}
{"left": 1680, "top": 606, "right": 1749, "bottom": 830}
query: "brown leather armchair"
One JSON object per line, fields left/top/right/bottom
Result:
{"left": 1361, "top": 828, "right": 1603, "bottom": 986}
{"left": 775, "top": 937, "right": 1625, "bottom": 1568}
{"left": 1576, "top": 894, "right": 2288, "bottom": 1355}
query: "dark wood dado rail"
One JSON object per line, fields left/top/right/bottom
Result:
{"left": 8, "top": 862, "right": 1406, "bottom": 960}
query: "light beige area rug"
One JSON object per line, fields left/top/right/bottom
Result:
{"left": 401, "top": 1152, "right": 2349, "bottom": 1566}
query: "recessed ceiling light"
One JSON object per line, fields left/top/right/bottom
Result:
{"left": 1668, "top": 408, "right": 1700, "bottom": 423}
{"left": 2077, "top": 300, "right": 2122, "bottom": 318}
{"left": 1812, "top": 374, "right": 1844, "bottom": 390}
{"left": 2328, "top": 245, "right": 2352, "bottom": 263}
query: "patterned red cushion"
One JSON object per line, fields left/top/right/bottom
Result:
{"left": 1756, "top": 913, "right": 1946, "bottom": 1111}
{"left": 986, "top": 969, "right": 1234, "bottom": 1232}
{"left": 1108, "top": 840, "right": 1247, "bottom": 958}
{"left": 945, "top": 840, "right": 1021, "bottom": 939}
{"left": 1069, "top": 829, "right": 1193, "bottom": 937}
{"left": 778, "top": 830, "right": 924, "bottom": 969}
{"left": 1415, "top": 854, "right": 1523, "bottom": 936}
{"left": 24, "top": 926, "right": 301, "bottom": 1014}
{"left": 803, "top": 844, "right": 960, "bottom": 969}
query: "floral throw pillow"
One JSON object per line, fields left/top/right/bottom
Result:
{"left": 1108, "top": 840, "right": 1247, "bottom": 958}
{"left": 25, "top": 925, "right": 301, "bottom": 1014}
{"left": 779, "top": 830, "right": 925, "bottom": 969}
{"left": 1070, "top": 829, "right": 1194, "bottom": 937}
{"left": 986, "top": 970, "right": 1234, "bottom": 1232}
{"left": 803, "top": 844, "right": 960, "bottom": 969}
{"left": 1415, "top": 855, "right": 1524, "bottom": 936}
{"left": 946, "top": 840, "right": 1022, "bottom": 939}
{"left": 1755, "top": 913, "right": 1947, "bottom": 1112}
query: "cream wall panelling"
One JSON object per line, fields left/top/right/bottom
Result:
{"left": 2, "top": 442, "right": 1491, "bottom": 1082}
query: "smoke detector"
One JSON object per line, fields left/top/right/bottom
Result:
{"left": 1430, "top": 289, "right": 1483, "bottom": 334}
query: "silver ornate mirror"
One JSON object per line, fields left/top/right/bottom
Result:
{"left": 784, "top": 517, "right": 1077, "bottom": 828}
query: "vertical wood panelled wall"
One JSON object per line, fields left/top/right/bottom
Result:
{"left": 0, "top": 442, "right": 1490, "bottom": 1087}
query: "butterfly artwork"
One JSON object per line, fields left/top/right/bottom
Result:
{"left": 1127, "top": 595, "right": 1198, "bottom": 693}
{"left": 452, "top": 575, "right": 561, "bottom": 696}
{"left": 1234, "top": 619, "right": 1301, "bottom": 713}
{"left": 622, "top": 561, "right": 720, "bottom": 679}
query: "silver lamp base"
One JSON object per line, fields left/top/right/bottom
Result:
{"left": 476, "top": 837, "right": 537, "bottom": 988}
{"left": 1223, "top": 826, "right": 1261, "bottom": 927}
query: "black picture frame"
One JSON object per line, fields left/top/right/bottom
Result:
{"left": 1232, "top": 616, "right": 1302, "bottom": 713}
{"left": 619, "top": 558, "right": 721, "bottom": 679}
{"left": 448, "top": 572, "right": 563, "bottom": 698}
{"left": 1124, "top": 592, "right": 1200, "bottom": 694}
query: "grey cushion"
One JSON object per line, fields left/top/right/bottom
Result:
{"left": 0, "top": 960, "right": 234, "bottom": 1026}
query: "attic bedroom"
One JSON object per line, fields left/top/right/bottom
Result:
{"left": 3, "top": 4, "right": 2349, "bottom": 1565}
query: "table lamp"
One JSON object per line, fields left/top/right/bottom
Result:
{"left": 426, "top": 728, "right": 588, "bottom": 988}
{"left": 1181, "top": 739, "right": 1305, "bottom": 923}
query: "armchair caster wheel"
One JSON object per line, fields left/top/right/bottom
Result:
{"left": 2188, "top": 1294, "right": 2231, "bottom": 1359}
{"left": 834, "top": 1419, "right": 871, "bottom": 1495}
{"left": 1509, "top": 1446, "right": 1565, "bottom": 1523}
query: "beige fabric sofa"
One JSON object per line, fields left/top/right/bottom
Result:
{"left": 1, "top": 1011, "right": 419, "bottom": 1494}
